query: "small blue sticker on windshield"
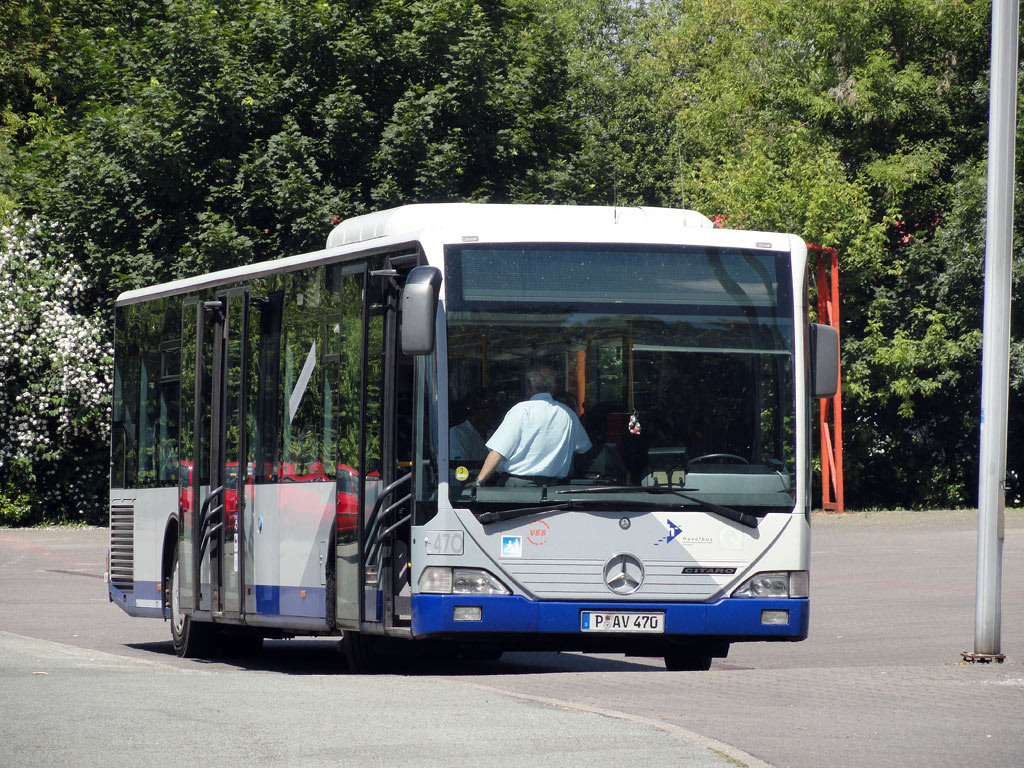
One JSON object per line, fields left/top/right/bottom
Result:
{"left": 501, "top": 535, "right": 523, "bottom": 558}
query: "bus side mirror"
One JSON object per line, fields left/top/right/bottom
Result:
{"left": 401, "top": 266, "right": 442, "bottom": 355}
{"left": 810, "top": 323, "right": 839, "bottom": 399}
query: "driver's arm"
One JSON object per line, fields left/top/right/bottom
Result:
{"left": 475, "top": 450, "right": 505, "bottom": 486}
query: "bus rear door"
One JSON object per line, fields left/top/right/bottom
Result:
{"left": 179, "top": 288, "right": 252, "bottom": 624}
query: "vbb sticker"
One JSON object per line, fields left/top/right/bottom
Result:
{"left": 527, "top": 520, "right": 550, "bottom": 546}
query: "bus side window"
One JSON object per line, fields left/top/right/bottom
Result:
{"left": 156, "top": 324, "right": 181, "bottom": 486}
{"left": 119, "top": 298, "right": 181, "bottom": 489}
{"left": 249, "top": 289, "right": 283, "bottom": 484}
{"left": 334, "top": 266, "right": 364, "bottom": 545}
{"left": 113, "top": 305, "right": 140, "bottom": 487}
{"left": 111, "top": 314, "right": 128, "bottom": 489}
{"left": 110, "top": 423, "right": 127, "bottom": 489}
{"left": 279, "top": 267, "right": 340, "bottom": 482}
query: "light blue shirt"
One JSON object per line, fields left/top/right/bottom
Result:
{"left": 486, "top": 394, "right": 592, "bottom": 478}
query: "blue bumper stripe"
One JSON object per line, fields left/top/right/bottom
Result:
{"left": 412, "top": 594, "right": 809, "bottom": 640}
{"left": 255, "top": 586, "right": 326, "bottom": 617}
{"left": 256, "top": 584, "right": 279, "bottom": 614}
{"left": 110, "top": 580, "right": 325, "bottom": 620}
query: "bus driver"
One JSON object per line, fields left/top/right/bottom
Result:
{"left": 473, "top": 366, "right": 592, "bottom": 487}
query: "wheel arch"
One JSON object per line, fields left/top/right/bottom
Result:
{"left": 161, "top": 517, "right": 179, "bottom": 616}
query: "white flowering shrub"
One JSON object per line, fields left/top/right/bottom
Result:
{"left": 0, "top": 215, "right": 112, "bottom": 524}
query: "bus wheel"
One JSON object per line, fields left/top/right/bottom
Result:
{"left": 169, "top": 546, "right": 214, "bottom": 658}
{"left": 341, "top": 630, "right": 380, "bottom": 673}
{"left": 663, "top": 652, "right": 713, "bottom": 671}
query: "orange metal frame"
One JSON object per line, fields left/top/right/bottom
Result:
{"left": 808, "top": 244, "right": 844, "bottom": 513}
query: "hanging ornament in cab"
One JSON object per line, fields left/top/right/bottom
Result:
{"left": 628, "top": 410, "right": 642, "bottom": 435}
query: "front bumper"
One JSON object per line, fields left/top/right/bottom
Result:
{"left": 411, "top": 593, "right": 808, "bottom": 642}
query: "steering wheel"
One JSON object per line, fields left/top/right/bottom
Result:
{"left": 689, "top": 453, "right": 749, "bottom": 465}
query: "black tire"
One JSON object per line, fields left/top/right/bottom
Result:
{"left": 341, "top": 630, "right": 381, "bottom": 673}
{"left": 663, "top": 652, "right": 713, "bottom": 671}
{"left": 169, "top": 545, "right": 215, "bottom": 658}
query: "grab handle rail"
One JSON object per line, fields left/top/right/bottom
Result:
{"left": 363, "top": 473, "right": 412, "bottom": 572}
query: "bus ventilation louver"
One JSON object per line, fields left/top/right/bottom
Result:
{"left": 109, "top": 503, "right": 135, "bottom": 593}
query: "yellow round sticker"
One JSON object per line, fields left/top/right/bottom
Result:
{"left": 455, "top": 466, "right": 470, "bottom": 482}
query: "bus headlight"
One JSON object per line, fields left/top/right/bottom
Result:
{"left": 453, "top": 569, "right": 510, "bottom": 595}
{"left": 732, "top": 571, "right": 809, "bottom": 599}
{"left": 418, "top": 567, "right": 510, "bottom": 595}
{"left": 418, "top": 566, "right": 453, "bottom": 593}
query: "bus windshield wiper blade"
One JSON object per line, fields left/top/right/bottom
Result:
{"left": 476, "top": 497, "right": 693, "bottom": 524}
{"left": 557, "top": 486, "right": 759, "bottom": 529}
{"left": 477, "top": 503, "right": 572, "bottom": 524}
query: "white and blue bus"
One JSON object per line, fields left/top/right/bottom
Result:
{"left": 108, "top": 203, "right": 838, "bottom": 670}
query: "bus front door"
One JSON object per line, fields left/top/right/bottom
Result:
{"left": 364, "top": 258, "right": 417, "bottom": 631}
{"left": 336, "top": 256, "right": 417, "bottom": 637}
{"left": 180, "top": 289, "right": 251, "bottom": 623}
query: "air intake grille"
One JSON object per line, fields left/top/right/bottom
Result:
{"left": 109, "top": 503, "right": 134, "bottom": 592}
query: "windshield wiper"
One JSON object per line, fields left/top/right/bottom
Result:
{"left": 556, "top": 486, "right": 759, "bottom": 529}
{"left": 477, "top": 503, "right": 573, "bottom": 524}
{"left": 476, "top": 496, "right": 708, "bottom": 525}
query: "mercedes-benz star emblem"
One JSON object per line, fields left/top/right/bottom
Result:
{"left": 603, "top": 553, "right": 645, "bottom": 595}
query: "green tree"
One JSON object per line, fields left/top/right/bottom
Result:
{"left": 4, "top": 0, "right": 576, "bottom": 303}
{"left": 546, "top": 0, "right": 1008, "bottom": 508}
{"left": 1, "top": 0, "right": 1019, "bottom": 513}
{"left": 0, "top": 0, "right": 579, "bottom": 521}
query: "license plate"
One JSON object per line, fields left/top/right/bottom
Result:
{"left": 580, "top": 611, "right": 665, "bottom": 633}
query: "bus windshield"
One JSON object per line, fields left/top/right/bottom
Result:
{"left": 444, "top": 243, "right": 796, "bottom": 514}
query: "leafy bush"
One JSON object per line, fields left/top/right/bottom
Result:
{"left": 0, "top": 215, "right": 111, "bottom": 524}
